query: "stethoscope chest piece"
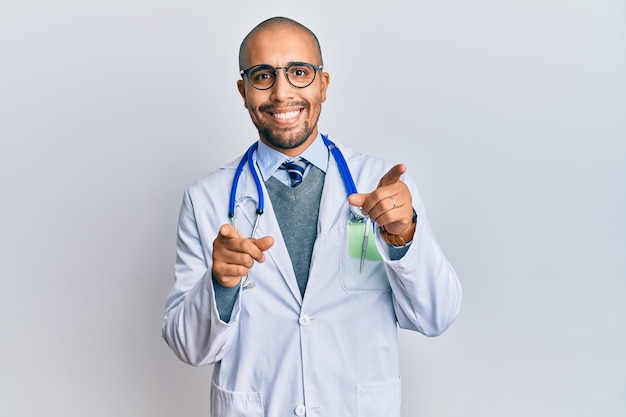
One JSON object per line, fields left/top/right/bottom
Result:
{"left": 349, "top": 205, "right": 368, "bottom": 223}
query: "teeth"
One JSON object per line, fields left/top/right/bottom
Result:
{"left": 272, "top": 110, "right": 299, "bottom": 120}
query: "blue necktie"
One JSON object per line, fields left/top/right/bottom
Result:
{"left": 280, "top": 157, "right": 309, "bottom": 187}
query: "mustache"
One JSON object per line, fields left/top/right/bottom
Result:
{"left": 258, "top": 101, "right": 310, "bottom": 113}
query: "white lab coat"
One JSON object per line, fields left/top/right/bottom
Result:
{"left": 162, "top": 139, "right": 462, "bottom": 417}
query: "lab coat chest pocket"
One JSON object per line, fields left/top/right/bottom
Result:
{"left": 339, "top": 222, "right": 390, "bottom": 292}
{"left": 211, "top": 381, "right": 264, "bottom": 417}
{"left": 356, "top": 378, "right": 401, "bottom": 417}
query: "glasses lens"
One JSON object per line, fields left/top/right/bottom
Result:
{"left": 286, "top": 63, "right": 316, "bottom": 88}
{"left": 248, "top": 65, "right": 276, "bottom": 89}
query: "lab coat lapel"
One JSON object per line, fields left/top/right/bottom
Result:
{"left": 236, "top": 164, "right": 303, "bottom": 305}
{"left": 318, "top": 145, "right": 351, "bottom": 235}
{"left": 306, "top": 142, "right": 354, "bottom": 301}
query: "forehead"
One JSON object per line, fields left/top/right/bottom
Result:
{"left": 244, "top": 27, "right": 319, "bottom": 67}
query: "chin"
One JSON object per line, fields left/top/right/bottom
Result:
{"left": 261, "top": 127, "right": 313, "bottom": 151}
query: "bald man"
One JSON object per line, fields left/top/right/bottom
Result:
{"left": 163, "top": 16, "right": 461, "bottom": 417}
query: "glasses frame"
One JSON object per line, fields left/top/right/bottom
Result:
{"left": 239, "top": 62, "right": 323, "bottom": 90}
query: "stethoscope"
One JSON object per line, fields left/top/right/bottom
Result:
{"left": 228, "top": 134, "right": 372, "bottom": 284}
{"left": 228, "top": 134, "right": 366, "bottom": 232}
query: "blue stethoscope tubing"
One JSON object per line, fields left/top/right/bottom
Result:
{"left": 228, "top": 134, "right": 358, "bottom": 231}
{"left": 323, "top": 135, "right": 357, "bottom": 196}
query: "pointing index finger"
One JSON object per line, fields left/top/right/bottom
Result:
{"left": 378, "top": 164, "right": 406, "bottom": 187}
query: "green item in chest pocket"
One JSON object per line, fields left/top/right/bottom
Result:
{"left": 348, "top": 221, "right": 382, "bottom": 261}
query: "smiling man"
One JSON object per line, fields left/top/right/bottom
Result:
{"left": 162, "top": 16, "right": 462, "bottom": 417}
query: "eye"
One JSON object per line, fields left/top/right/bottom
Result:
{"left": 248, "top": 66, "right": 276, "bottom": 85}
{"left": 253, "top": 70, "right": 274, "bottom": 82}
{"left": 289, "top": 65, "right": 310, "bottom": 78}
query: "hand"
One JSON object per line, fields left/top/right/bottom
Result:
{"left": 212, "top": 224, "right": 275, "bottom": 287}
{"left": 347, "top": 164, "right": 414, "bottom": 236}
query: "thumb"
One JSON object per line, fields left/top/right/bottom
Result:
{"left": 251, "top": 235, "right": 275, "bottom": 252}
{"left": 347, "top": 193, "right": 368, "bottom": 208}
{"left": 378, "top": 164, "right": 406, "bottom": 187}
{"left": 218, "top": 223, "right": 242, "bottom": 239}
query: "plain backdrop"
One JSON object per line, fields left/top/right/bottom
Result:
{"left": 1, "top": 1, "right": 624, "bottom": 416}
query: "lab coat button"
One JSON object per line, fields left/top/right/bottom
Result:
{"left": 299, "top": 315, "right": 310, "bottom": 326}
{"left": 294, "top": 404, "right": 306, "bottom": 416}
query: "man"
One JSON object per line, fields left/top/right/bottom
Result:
{"left": 163, "top": 16, "right": 461, "bottom": 417}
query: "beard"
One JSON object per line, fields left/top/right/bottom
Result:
{"left": 253, "top": 99, "right": 322, "bottom": 150}
{"left": 257, "top": 121, "right": 314, "bottom": 150}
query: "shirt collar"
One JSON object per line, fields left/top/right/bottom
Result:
{"left": 255, "top": 133, "right": 329, "bottom": 181}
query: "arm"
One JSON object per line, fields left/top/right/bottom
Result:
{"left": 161, "top": 189, "right": 241, "bottom": 366}
{"left": 380, "top": 189, "right": 462, "bottom": 336}
{"left": 348, "top": 166, "right": 462, "bottom": 336}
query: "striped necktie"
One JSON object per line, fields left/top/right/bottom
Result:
{"left": 280, "top": 157, "right": 309, "bottom": 187}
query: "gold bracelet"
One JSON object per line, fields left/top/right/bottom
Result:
{"left": 379, "top": 221, "right": 416, "bottom": 246}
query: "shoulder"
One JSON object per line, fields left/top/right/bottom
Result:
{"left": 184, "top": 155, "right": 241, "bottom": 200}
{"left": 327, "top": 137, "right": 396, "bottom": 175}
{"left": 325, "top": 135, "right": 421, "bottom": 195}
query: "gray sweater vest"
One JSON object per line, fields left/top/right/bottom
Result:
{"left": 265, "top": 165, "right": 325, "bottom": 297}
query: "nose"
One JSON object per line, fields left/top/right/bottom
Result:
{"left": 269, "top": 68, "right": 295, "bottom": 102}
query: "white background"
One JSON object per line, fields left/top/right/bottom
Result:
{"left": 1, "top": 1, "right": 624, "bottom": 416}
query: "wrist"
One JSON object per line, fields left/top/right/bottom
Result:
{"left": 379, "top": 209, "right": 417, "bottom": 246}
{"left": 379, "top": 222, "right": 416, "bottom": 246}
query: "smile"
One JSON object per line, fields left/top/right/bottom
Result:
{"left": 270, "top": 109, "right": 302, "bottom": 121}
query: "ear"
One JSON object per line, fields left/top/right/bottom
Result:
{"left": 237, "top": 79, "right": 248, "bottom": 109}
{"left": 319, "top": 71, "right": 330, "bottom": 103}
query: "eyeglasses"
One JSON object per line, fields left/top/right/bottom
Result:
{"left": 240, "top": 62, "right": 323, "bottom": 90}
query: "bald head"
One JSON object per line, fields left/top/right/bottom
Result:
{"left": 238, "top": 17, "right": 323, "bottom": 71}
